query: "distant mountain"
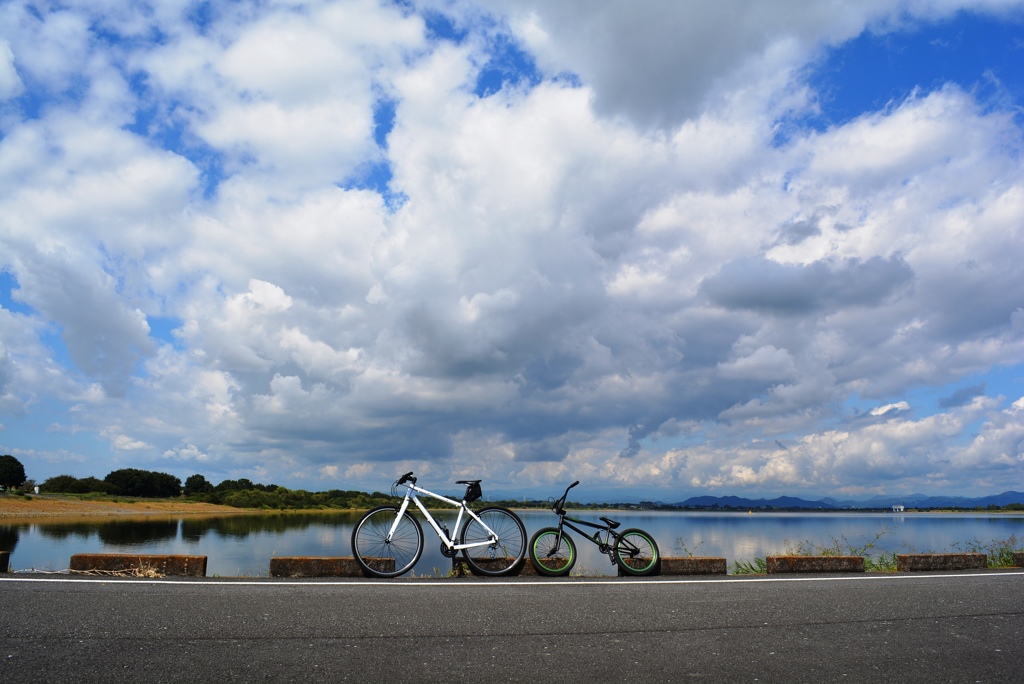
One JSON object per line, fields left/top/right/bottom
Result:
{"left": 882, "top": 491, "right": 1024, "bottom": 509}
{"left": 675, "top": 491, "right": 1024, "bottom": 510}
{"left": 676, "top": 495, "right": 839, "bottom": 510}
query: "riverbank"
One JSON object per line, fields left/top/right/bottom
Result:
{"left": 0, "top": 493, "right": 244, "bottom": 519}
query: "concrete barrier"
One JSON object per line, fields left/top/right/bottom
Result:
{"left": 0, "top": 550, "right": 9, "bottom": 572}
{"left": 659, "top": 557, "right": 728, "bottom": 575}
{"left": 767, "top": 555, "right": 865, "bottom": 573}
{"left": 269, "top": 556, "right": 398, "bottom": 577}
{"left": 897, "top": 553, "right": 987, "bottom": 571}
{"left": 69, "top": 554, "right": 207, "bottom": 577}
{"left": 1014, "top": 552, "right": 1024, "bottom": 568}
{"left": 616, "top": 558, "right": 659, "bottom": 576}
{"left": 269, "top": 556, "right": 371, "bottom": 578}
{"left": 522, "top": 558, "right": 569, "bottom": 576}
{"left": 466, "top": 558, "right": 524, "bottom": 576}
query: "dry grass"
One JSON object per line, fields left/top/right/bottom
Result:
{"left": 0, "top": 493, "right": 242, "bottom": 519}
{"left": 70, "top": 566, "right": 166, "bottom": 578}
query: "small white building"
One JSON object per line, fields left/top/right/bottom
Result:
{"left": 892, "top": 504, "right": 905, "bottom": 512}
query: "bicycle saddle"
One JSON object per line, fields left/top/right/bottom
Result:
{"left": 600, "top": 517, "right": 620, "bottom": 529}
{"left": 455, "top": 479, "right": 481, "bottom": 485}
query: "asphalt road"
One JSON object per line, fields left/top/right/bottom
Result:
{"left": 2, "top": 571, "right": 1023, "bottom": 683}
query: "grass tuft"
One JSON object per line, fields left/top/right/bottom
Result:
{"left": 673, "top": 536, "right": 705, "bottom": 557}
{"left": 731, "top": 557, "right": 768, "bottom": 574}
{"left": 730, "top": 531, "right": 1024, "bottom": 574}
{"left": 950, "top": 535, "right": 1023, "bottom": 568}
{"left": 733, "top": 528, "right": 902, "bottom": 574}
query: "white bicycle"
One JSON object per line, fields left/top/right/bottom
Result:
{"left": 350, "top": 472, "right": 527, "bottom": 578}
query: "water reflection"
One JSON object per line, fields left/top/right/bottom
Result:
{"left": 33, "top": 521, "right": 97, "bottom": 542}
{"left": 23, "top": 518, "right": 180, "bottom": 546}
{"left": 97, "top": 519, "right": 178, "bottom": 547}
{"left": 180, "top": 512, "right": 363, "bottom": 541}
{"left": 1, "top": 525, "right": 18, "bottom": 552}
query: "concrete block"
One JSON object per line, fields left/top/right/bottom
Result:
{"left": 69, "top": 553, "right": 207, "bottom": 577}
{"left": 0, "top": 550, "right": 9, "bottom": 572}
{"left": 522, "top": 558, "right": 571, "bottom": 575}
{"left": 464, "top": 557, "right": 524, "bottom": 576}
{"left": 767, "top": 555, "right": 865, "bottom": 573}
{"left": 659, "top": 557, "right": 728, "bottom": 575}
{"left": 897, "top": 553, "right": 987, "bottom": 572}
{"left": 269, "top": 556, "right": 371, "bottom": 578}
{"left": 1013, "top": 552, "right": 1024, "bottom": 568}
{"left": 616, "top": 558, "right": 659, "bottom": 576}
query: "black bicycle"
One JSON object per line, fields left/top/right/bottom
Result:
{"left": 529, "top": 481, "right": 660, "bottom": 577}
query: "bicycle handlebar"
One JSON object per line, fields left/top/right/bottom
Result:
{"left": 396, "top": 471, "right": 417, "bottom": 486}
{"left": 553, "top": 480, "right": 580, "bottom": 513}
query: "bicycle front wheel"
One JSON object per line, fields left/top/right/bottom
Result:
{"left": 351, "top": 506, "right": 423, "bottom": 578}
{"left": 529, "top": 527, "right": 576, "bottom": 577}
{"left": 614, "top": 528, "right": 660, "bottom": 576}
{"left": 460, "top": 506, "right": 526, "bottom": 576}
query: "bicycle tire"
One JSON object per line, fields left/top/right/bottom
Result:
{"left": 528, "top": 527, "right": 576, "bottom": 577}
{"left": 351, "top": 506, "right": 424, "bottom": 578}
{"left": 614, "top": 528, "right": 660, "bottom": 576}
{"left": 459, "top": 506, "right": 526, "bottom": 576}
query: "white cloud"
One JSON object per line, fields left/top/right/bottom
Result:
{"left": 133, "top": 0, "right": 425, "bottom": 192}
{"left": 104, "top": 430, "right": 154, "bottom": 451}
{"left": 871, "top": 402, "right": 910, "bottom": 416}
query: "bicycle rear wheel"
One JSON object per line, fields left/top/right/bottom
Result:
{"left": 351, "top": 506, "right": 423, "bottom": 578}
{"left": 614, "top": 528, "right": 660, "bottom": 576}
{"left": 529, "top": 527, "right": 576, "bottom": 577}
{"left": 460, "top": 506, "right": 526, "bottom": 576}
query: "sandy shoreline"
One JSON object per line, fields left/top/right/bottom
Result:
{"left": 0, "top": 494, "right": 244, "bottom": 520}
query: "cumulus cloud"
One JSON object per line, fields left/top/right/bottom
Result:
{"left": 1, "top": 0, "right": 1023, "bottom": 498}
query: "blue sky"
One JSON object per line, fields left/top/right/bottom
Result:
{"left": 1, "top": 0, "right": 1023, "bottom": 502}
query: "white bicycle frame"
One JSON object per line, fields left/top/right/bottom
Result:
{"left": 389, "top": 481, "right": 501, "bottom": 553}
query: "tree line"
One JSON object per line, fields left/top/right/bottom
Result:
{"left": 33, "top": 469, "right": 399, "bottom": 510}
{"left": 41, "top": 469, "right": 183, "bottom": 498}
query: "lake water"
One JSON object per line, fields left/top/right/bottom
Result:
{"left": 3, "top": 510, "right": 1023, "bottom": 576}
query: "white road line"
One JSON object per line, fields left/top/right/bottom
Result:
{"left": 1, "top": 571, "right": 1023, "bottom": 587}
